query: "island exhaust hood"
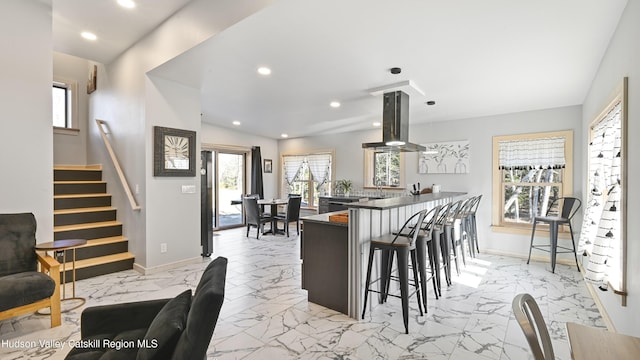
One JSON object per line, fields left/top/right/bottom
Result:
{"left": 362, "top": 90, "right": 426, "bottom": 152}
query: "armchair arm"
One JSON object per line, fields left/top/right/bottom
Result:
{"left": 80, "top": 298, "right": 171, "bottom": 338}
{"left": 37, "top": 252, "right": 60, "bottom": 273}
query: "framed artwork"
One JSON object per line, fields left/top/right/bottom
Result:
{"left": 153, "top": 126, "right": 196, "bottom": 177}
{"left": 418, "top": 140, "right": 470, "bottom": 174}
{"left": 87, "top": 65, "right": 97, "bottom": 94}
{"left": 264, "top": 159, "right": 273, "bottom": 173}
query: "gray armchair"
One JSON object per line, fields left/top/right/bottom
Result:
{"left": 65, "top": 256, "right": 227, "bottom": 360}
{"left": 0, "top": 213, "right": 61, "bottom": 327}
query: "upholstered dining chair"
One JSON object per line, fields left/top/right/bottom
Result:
{"left": 243, "top": 196, "right": 272, "bottom": 239}
{"left": 527, "top": 196, "right": 581, "bottom": 273}
{"left": 512, "top": 293, "right": 555, "bottom": 360}
{"left": 275, "top": 195, "right": 302, "bottom": 237}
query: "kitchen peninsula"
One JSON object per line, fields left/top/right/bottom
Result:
{"left": 301, "top": 192, "right": 466, "bottom": 318}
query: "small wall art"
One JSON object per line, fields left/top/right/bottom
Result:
{"left": 264, "top": 159, "right": 273, "bottom": 173}
{"left": 418, "top": 140, "right": 470, "bottom": 174}
{"left": 87, "top": 65, "right": 97, "bottom": 94}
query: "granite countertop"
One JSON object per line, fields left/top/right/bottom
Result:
{"left": 346, "top": 192, "right": 467, "bottom": 210}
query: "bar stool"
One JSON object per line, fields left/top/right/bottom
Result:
{"left": 392, "top": 206, "right": 443, "bottom": 304}
{"left": 433, "top": 201, "right": 459, "bottom": 289}
{"left": 527, "top": 197, "right": 581, "bottom": 273}
{"left": 362, "top": 208, "right": 429, "bottom": 334}
{"left": 449, "top": 198, "right": 475, "bottom": 274}
{"left": 467, "top": 194, "right": 482, "bottom": 256}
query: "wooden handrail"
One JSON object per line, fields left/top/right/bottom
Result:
{"left": 95, "top": 119, "right": 141, "bottom": 211}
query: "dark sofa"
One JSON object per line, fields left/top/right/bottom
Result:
{"left": 65, "top": 256, "right": 227, "bottom": 360}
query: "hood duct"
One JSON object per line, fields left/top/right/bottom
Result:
{"left": 362, "top": 91, "right": 425, "bottom": 152}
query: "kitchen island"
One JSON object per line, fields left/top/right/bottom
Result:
{"left": 301, "top": 192, "right": 466, "bottom": 318}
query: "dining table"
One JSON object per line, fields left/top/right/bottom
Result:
{"left": 257, "top": 198, "right": 288, "bottom": 235}
{"left": 566, "top": 322, "right": 640, "bottom": 360}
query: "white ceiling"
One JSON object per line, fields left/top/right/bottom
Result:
{"left": 53, "top": 0, "right": 192, "bottom": 64}
{"left": 53, "top": 0, "right": 628, "bottom": 140}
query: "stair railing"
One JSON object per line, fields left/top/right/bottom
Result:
{"left": 95, "top": 119, "right": 141, "bottom": 211}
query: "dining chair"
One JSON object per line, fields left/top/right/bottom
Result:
{"left": 512, "top": 293, "right": 555, "bottom": 360}
{"left": 275, "top": 195, "right": 302, "bottom": 237}
{"left": 243, "top": 196, "right": 273, "bottom": 239}
{"left": 527, "top": 196, "right": 581, "bottom": 273}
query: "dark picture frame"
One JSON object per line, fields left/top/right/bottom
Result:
{"left": 153, "top": 126, "right": 196, "bottom": 177}
{"left": 264, "top": 159, "right": 273, "bottom": 173}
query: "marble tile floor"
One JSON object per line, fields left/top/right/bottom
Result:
{"left": 0, "top": 226, "right": 604, "bottom": 359}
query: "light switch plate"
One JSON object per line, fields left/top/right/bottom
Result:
{"left": 181, "top": 185, "right": 196, "bottom": 193}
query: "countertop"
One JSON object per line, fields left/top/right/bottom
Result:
{"left": 301, "top": 211, "right": 349, "bottom": 226}
{"left": 346, "top": 192, "right": 467, "bottom": 210}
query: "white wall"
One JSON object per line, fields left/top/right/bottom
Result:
{"left": 200, "top": 124, "right": 279, "bottom": 200}
{"left": 581, "top": 0, "right": 640, "bottom": 336}
{"left": 53, "top": 52, "right": 90, "bottom": 165}
{"left": 280, "top": 105, "right": 583, "bottom": 258}
{"left": 87, "top": 0, "right": 278, "bottom": 269}
{"left": 0, "top": 0, "right": 53, "bottom": 242}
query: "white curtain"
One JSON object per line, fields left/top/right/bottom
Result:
{"left": 306, "top": 154, "right": 331, "bottom": 189}
{"left": 498, "top": 137, "right": 565, "bottom": 170}
{"left": 579, "top": 102, "right": 622, "bottom": 288}
{"left": 282, "top": 155, "right": 304, "bottom": 185}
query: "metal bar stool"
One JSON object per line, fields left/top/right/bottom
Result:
{"left": 362, "top": 208, "right": 430, "bottom": 334}
{"left": 527, "top": 196, "right": 581, "bottom": 273}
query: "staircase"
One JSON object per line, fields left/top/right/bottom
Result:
{"left": 53, "top": 165, "right": 135, "bottom": 281}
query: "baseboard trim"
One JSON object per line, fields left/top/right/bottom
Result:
{"left": 133, "top": 256, "right": 204, "bottom": 275}
{"left": 481, "top": 248, "right": 577, "bottom": 266}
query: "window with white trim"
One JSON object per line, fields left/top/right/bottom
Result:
{"left": 364, "top": 149, "right": 404, "bottom": 188}
{"left": 492, "top": 130, "right": 573, "bottom": 230}
{"left": 281, "top": 153, "right": 332, "bottom": 207}
{"left": 52, "top": 78, "right": 77, "bottom": 130}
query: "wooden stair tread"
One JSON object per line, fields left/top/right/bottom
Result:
{"left": 54, "top": 220, "right": 121, "bottom": 232}
{"left": 54, "top": 207, "right": 115, "bottom": 214}
{"left": 54, "top": 193, "right": 112, "bottom": 199}
{"left": 78, "top": 236, "right": 128, "bottom": 248}
{"left": 73, "top": 252, "right": 135, "bottom": 270}
{"left": 54, "top": 180, "right": 106, "bottom": 184}
{"left": 54, "top": 206, "right": 115, "bottom": 215}
{"left": 54, "top": 165, "right": 102, "bottom": 171}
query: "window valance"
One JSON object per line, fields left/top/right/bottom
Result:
{"left": 498, "top": 137, "right": 566, "bottom": 170}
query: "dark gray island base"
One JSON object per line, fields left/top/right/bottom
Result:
{"left": 300, "top": 192, "right": 467, "bottom": 318}
{"left": 301, "top": 212, "right": 349, "bottom": 314}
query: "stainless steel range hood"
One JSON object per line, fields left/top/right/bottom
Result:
{"left": 362, "top": 91, "right": 425, "bottom": 152}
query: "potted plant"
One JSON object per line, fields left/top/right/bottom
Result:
{"left": 335, "top": 179, "right": 352, "bottom": 197}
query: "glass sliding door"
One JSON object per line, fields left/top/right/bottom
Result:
{"left": 216, "top": 152, "right": 245, "bottom": 228}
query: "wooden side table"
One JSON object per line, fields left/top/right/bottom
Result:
{"left": 36, "top": 239, "right": 87, "bottom": 312}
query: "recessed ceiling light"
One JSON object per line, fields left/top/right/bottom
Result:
{"left": 81, "top": 32, "right": 97, "bottom": 41}
{"left": 281, "top": 133, "right": 289, "bottom": 138}
{"left": 117, "top": 0, "right": 136, "bottom": 9}
{"left": 232, "top": 121, "right": 241, "bottom": 126}
{"left": 257, "top": 67, "right": 271, "bottom": 76}
{"left": 373, "top": 122, "right": 381, "bottom": 127}
{"left": 330, "top": 101, "right": 341, "bottom": 108}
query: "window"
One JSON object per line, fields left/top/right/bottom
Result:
{"left": 52, "top": 78, "right": 78, "bottom": 131}
{"left": 492, "top": 130, "right": 573, "bottom": 230}
{"left": 579, "top": 78, "right": 628, "bottom": 304}
{"left": 364, "top": 149, "right": 404, "bottom": 188}
{"left": 281, "top": 153, "right": 332, "bottom": 207}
